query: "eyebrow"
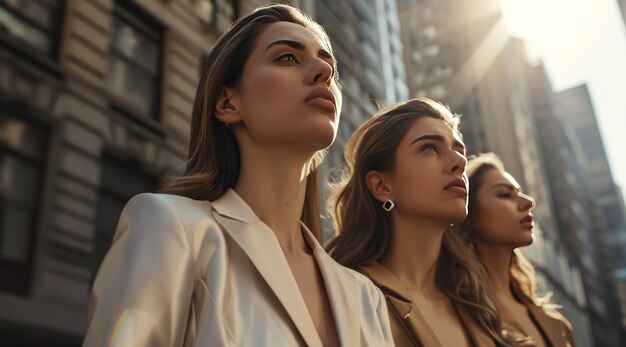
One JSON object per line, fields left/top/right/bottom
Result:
{"left": 410, "top": 134, "right": 466, "bottom": 152}
{"left": 491, "top": 183, "right": 521, "bottom": 192}
{"left": 265, "top": 39, "right": 335, "bottom": 62}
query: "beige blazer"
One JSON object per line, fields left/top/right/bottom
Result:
{"left": 502, "top": 286, "right": 577, "bottom": 347}
{"left": 84, "top": 189, "right": 394, "bottom": 347}
{"left": 359, "top": 262, "right": 496, "bottom": 347}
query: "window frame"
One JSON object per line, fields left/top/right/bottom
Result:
{"left": 0, "top": 101, "right": 51, "bottom": 297}
{"left": 107, "top": 0, "right": 164, "bottom": 133}
{"left": 0, "top": 0, "right": 66, "bottom": 78}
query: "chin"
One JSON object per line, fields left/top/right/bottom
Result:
{"left": 514, "top": 232, "right": 534, "bottom": 247}
{"left": 301, "top": 119, "right": 337, "bottom": 149}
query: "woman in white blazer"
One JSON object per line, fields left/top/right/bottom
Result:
{"left": 83, "top": 4, "right": 393, "bottom": 347}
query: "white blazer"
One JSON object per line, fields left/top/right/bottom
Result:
{"left": 83, "top": 189, "right": 394, "bottom": 347}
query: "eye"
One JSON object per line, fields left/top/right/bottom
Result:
{"left": 276, "top": 53, "right": 299, "bottom": 63}
{"left": 420, "top": 144, "right": 438, "bottom": 153}
{"left": 498, "top": 192, "right": 512, "bottom": 198}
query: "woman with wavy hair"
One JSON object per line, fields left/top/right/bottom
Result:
{"left": 84, "top": 4, "right": 393, "bottom": 347}
{"left": 327, "top": 98, "right": 511, "bottom": 346}
{"left": 456, "top": 153, "right": 576, "bottom": 346}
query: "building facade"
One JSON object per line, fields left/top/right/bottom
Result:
{"left": 527, "top": 64, "right": 617, "bottom": 347}
{"left": 557, "top": 84, "right": 626, "bottom": 340}
{"left": 0, "top": 0, "right": 252, "bottom": 344}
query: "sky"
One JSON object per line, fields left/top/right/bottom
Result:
{"left": 499, "top": 0, "right": 626, "bottom": 199}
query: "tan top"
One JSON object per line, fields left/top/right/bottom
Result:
{"left": 358, "top": 262, "right": 496, "bottom": 347}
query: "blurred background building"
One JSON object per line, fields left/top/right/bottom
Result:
{"left": 0, "top": 0, "right": 625, "bottom": 346}
{"left": 395, "top": 0, "right": 624, "bottom": 346}
{"left": 556, "top": 84, "right": 626, "bottom": 337}
{"left": 312, "top": 0, "right": 409, "bottom": 237}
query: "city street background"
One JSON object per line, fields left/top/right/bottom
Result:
{"left": 0, "top": 0, "right": 625, "bottom": 346}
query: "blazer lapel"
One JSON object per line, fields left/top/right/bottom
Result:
{"left": 512, "top": 285, "right": 566, "bottom": 347}
{"left": 526, "top": 303, "right": 567, "bottom": 347}
{"left": 303, "top": 226, "right": 360, "bottom": 347}
{"left": 453, "top": 302, "right": 496, "bottom": 347}
{"left": 359, "top": 262, "right": 443, "bottom": 347}
{"left": 211, "top": 189, "right": 322, "bottom": 347}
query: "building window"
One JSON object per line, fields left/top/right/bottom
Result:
{"left": 413, "top": 73, "right": 425, "bottom": 86}
{"left": 420, "top": 25, "right": 437, "bottom": 43}
{"left": 422, "top": 44, "right": 439, "bottom": 59}
{"left": 108, "top": 1, "right": 163, "bottom": 121}
{"left": 92, "top": 154, "right": 158, "bottom": 279}
{"left": 419, "top": 7, "right": 434, "bottom": 22}
{"left": 412, "top": 50, "right": 422, "bottom": 63}
{"left": 0, "top": 111, "right": 49, "bottom": 295}
{"left": 0, "top": 0, "right": 64, "bottom": 56}
{"left": 429, "top": 85, "right": 447, "bottom": 100}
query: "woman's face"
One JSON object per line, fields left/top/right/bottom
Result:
{"left": 472, "top": 168, "right": 536, "bottom": 248}
{"left": 387, "top": 117, "right": 468, "bottom": 224}
{"left": 233, "top": 21, "right": 341, "bottom": 152}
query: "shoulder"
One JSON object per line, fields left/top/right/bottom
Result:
{"left": 127, "top": 192, "right": 210, "bottom": 211}
{"left": 125, "top": 192, "right": 213, "bottom": 221}
{"left": 121, "top": 193, "right": 221, "bottom": 238}
{"left": 545, "top": 308, "right": 573, "bottom": 331}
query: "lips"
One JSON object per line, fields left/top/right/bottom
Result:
{"left": 520, "top": 215, "right": 533, "bottom": 224}
{"left": 304, "top": 87, "right": 336, "bottom": 113}
{"left": 444, "top": 178, "right": 467, "bottom": 191}
{"left": 444, "top": 178, "right": 467, "bottom": 196}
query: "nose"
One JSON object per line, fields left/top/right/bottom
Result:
{"left": 310, "top": 58, "right": 334, "bottom": 86}
{"left": 518, "top": 192, "right": 535, "bottom": 211}
{"left": 450, "top": 151, "right": 468, "bottom": 175}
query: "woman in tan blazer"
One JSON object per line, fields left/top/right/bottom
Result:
{"left": 326, "top": 99, "right": 512, "bottom": 346}
{"left": 83, "top": 4, "right": 393, "bottom": 347}
{"left": 456, "top": 153, "right": 576, "bottom": 347}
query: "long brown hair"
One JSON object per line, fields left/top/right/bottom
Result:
{"left": 459, "top": 153, "right": 552, "bottom": 308}
{"left": 326, "top": 98, "right": 512, "bottom": 346}
{"left": 160, "top": 4, "right": 334, "bottom": 241}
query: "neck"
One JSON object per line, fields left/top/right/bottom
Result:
{"left": 234, "top": 142, "right": 314, "bottom": 255}
{"left": 476, "top": 242, "right": 515, "bottom": 302}
{"left": 380, "top": 214, "right": 449, "bottom": 297}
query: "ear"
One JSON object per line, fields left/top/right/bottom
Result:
{"left": 365, "top": 170, "right": 393, "bottom": 203}
{"left": 214, "top": 87, "right": 242, "bottom": 125}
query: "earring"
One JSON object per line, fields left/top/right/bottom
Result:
{"left": 382, "top": 199, "right": 395, "bottom": 212}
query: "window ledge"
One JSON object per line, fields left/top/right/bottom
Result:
{"left": 0, "top": 35, "right": 65, "bottom": 81}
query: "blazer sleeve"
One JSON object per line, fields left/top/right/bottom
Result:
{"left": 83, "top": 194, "right": 194, "bottom": 347}
{"left": 372, "top": 284, "right": 396, "bottom": 347}
{"left": 561, "top": 317, "right": 577, "bottom": 347}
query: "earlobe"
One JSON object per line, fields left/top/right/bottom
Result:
{"left": 214, "top": 87, "right": 242, "bottom": 125}
{"left": 365, "top": 170, "right": 392, "bottom": 203}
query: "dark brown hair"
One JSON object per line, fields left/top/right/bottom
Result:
{"left": 160, "top": 4, "right": 334, "bottom": 241}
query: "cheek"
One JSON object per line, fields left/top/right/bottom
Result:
{"left": 242, "top": 67, "right": 300, "bottom": 116}
{"left": 393, "top": 158, "right": 438, "bottom": 207}
{"left": 236, "top": 67, "right": 303, "bottom": 142}
{"left": 474, "top": 202, "right": 504, "bottom": 238}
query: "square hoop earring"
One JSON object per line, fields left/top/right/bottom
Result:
{"left": 382, "top": 199, "right": 395, "bottom": 212}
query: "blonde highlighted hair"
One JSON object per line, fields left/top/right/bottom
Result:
{"left": 160, "top": 4, "right": 334, "bottom": 241}
{"left": 326, "top": 98, "right": 513, "bottom": 346}
{"left": 459, "top": 153, "right": 554, "bottom": 309}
